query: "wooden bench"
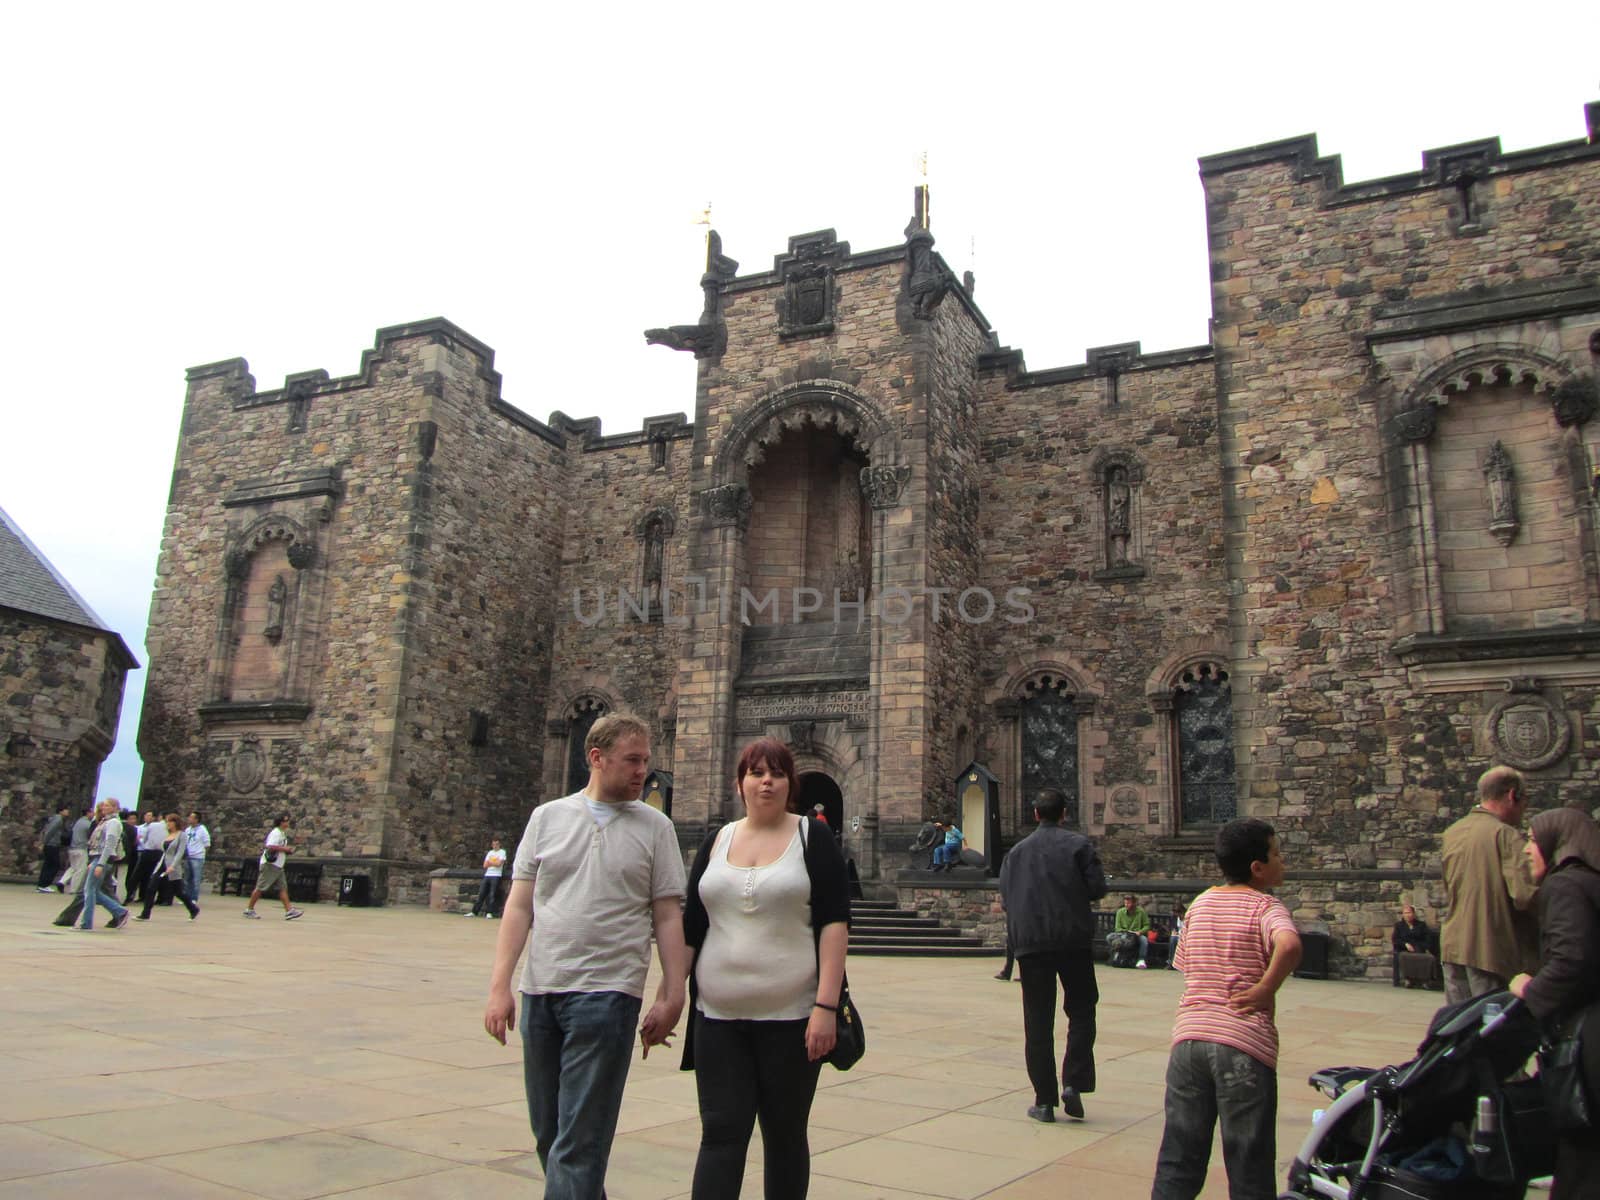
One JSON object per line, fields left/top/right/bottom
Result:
{"left": 1092, "top": 909, "right": 1176, "bottom": 968}
{"left": 218, "top": 858, "right": 323, "bottom": 902}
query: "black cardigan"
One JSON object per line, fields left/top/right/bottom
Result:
{"left": 679, "top": 815, "right": 851, "bottom": 1069}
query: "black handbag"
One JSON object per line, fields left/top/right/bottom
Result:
{"left": 1539, "top": 1029, "right": 1593, "bottom": 1133}
{"left": 826, "top": 980, "right": 865, "bottom": 1071}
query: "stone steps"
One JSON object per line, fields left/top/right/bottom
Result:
{"left": 848, "top": 898, "right": 1000, "bottom": 957}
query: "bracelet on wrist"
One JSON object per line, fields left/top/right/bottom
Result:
{"left": 813, "top": 1001, "right": 838, "bottom": 1012}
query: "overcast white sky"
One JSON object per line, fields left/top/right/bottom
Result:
{"left": 2, "top": 1, "right": 1594, "bottom": 806}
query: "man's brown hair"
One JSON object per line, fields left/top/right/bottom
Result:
{"left": 585, "top": 711, "right": 651, "bottom": 756}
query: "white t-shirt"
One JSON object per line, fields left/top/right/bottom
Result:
{"left": 260, "top": 827, "right": 288, "bottom": 868}
{"left": 512, "top": 792, "right": 686, "bottom": 999}
{"left": 483, "top": 848, "right": 507, "bottom": 878}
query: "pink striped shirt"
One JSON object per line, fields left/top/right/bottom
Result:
{"left": 1171, "top": 886, "right": 1298, "bottom": 1068}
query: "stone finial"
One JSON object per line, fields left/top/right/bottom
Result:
{"left": 860, "top": 464, "right": 911, "bottom": 509}
{"left": 703, "top": 483, "right": 753, "bottom": 531}
{"left": 904, "top": 219, "right": 949, "bottom": 321}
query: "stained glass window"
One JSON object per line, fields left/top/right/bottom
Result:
{"left": 1175, "top": 664, "right": 1236, "bottom": 827}
{"left": 1020, "top": 676, "right": 1079, "bottom": 827}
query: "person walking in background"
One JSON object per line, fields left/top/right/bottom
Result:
{"left": 467, "top": 837, "right": 507, "bottom": 918}
{"left": 1440, "top": 765, "right": 1539, "bottom": 1005}
{"left": 680, "top": 737, "right": 850, "bottom": 1200}
{"left": 127, "top": 809, "right": 166, "bottom": 906}
{"left": 59, "top": 804, "right": 94, "bottom": 895}
{"left": 244, "top": 815, "right": 304, "bottom": 920}
{"left": 482, "top": 712, "right": 689, "bottom": 1200}
{"left": 182, "top": 811, "right": 210, "bottom": 905}
{"left": 999, "top": 787, "right": 1108, "bottom": 1123}
{"left": 80, "top": 799, "right": 131, "bottom": 931}
{"left": 119, "top": 810, "right": 140, "bottom": 894}
{"left": 136, "top": 814, "right": 199, "bottom": 921}
{"left": 1509, "top": 807, "right": 1600, "bottom": 1200}
{"left": 1150, "top": 819, "right": 1301, "bottom": 1200}
{"left": 35, "top": 804, "right": 69, "bottom": 893}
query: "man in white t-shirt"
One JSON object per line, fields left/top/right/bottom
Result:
{"left": 244, "top": 815, "right": 304, "bottom": 921}
{"left": 468, "top": 838, "right": 507, "bottom": 918}
{"left": 482, "top": 712, "right": 689, "bottom": 1200}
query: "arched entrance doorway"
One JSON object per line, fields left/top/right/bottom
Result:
{"left": 797, "top": 772, "right": 843, "bottom": 835}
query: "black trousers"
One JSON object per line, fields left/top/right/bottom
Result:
{"left": 692, "top": 1013, "right": 822, "bottom": 1200}
{"left": 1018, "top": 949, "right": 1098, "bottom": 1107}
{"left": 140, "top": 877, "right": 198, "bottom": 919}
{"left": 128, "top": 849, "right": 163, "bottom": 905}
{"left": 36, "top": 844, "right": 62, "bottom": 889}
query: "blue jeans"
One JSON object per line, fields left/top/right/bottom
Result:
{"left": 932, "top": 844, "right": 957, "bottom": 867}
{"left": 82, "top": 866, "right": 128, "bottom": 930}
{"left": 183, "top": 857, "right": 204, "bottom": 904}
{"left": 520, "top": 990, "right": 641, "bottom": 1200}
{"left": 1151, "top": 1039, "right": 1278, "bottom": 1200}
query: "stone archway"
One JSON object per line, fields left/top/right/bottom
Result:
{"left": 798, "top": 771, "right": 843, "bottom": 833}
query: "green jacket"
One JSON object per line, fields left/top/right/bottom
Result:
{"left": 1114, "top": 905, "right": 1150, "bottom": 935}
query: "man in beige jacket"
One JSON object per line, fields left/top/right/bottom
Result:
{"left": 1439, "top": 765, "right": 1539, "bottom": 1005}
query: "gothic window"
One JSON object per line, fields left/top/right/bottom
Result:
{"left": 1173, "top": 663, "right": 1236, "bottom": 827}
{"left": 565, "top": 697, "right": 609, "bottom": 793}
{"left": 1019, "top": 675, "right": 1079, "bottom": 827}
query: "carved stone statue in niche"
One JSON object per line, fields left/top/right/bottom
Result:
{"left": 1106, "top": 466, "right": 1132, "bottom": 566}
{"left": 834, "top": 549, "right": 866, "bottom": 600}
{"left": 643, "top": 522, "right": 666, "bottom": 614}
{"left": 1483, "top": 441, "right": 1519, "bottom": 546}
{"left": 264, "top": 575, "right": 287, "bottom": 643}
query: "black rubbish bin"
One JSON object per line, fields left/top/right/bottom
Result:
{"left": 339, "top": 874, "right": 372, "bottom": 907}
{"left": 1294, "top": 930, "right": 1331, "bottom": 980}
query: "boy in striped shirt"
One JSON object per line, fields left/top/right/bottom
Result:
{"left": 1151, "top": 818, "right": 1302, "bottom": 1200}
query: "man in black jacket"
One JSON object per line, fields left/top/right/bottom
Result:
{"left": 999, "top": 788, "right": 1109, "bottom": 1124}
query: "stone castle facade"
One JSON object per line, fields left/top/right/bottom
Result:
{"left": 138, "top": 103, "right": 1600, "bottom": 970}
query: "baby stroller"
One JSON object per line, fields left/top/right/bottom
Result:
{"left": 1280, "top": 991, "right": 1554, "bottom": 1200}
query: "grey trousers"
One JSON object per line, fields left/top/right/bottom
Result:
{"left": 1442, "top": 961, "right": 1507, "bottom": 1007}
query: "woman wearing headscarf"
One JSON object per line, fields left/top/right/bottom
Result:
{"left": 1508, "top": 807, "right": 1600, "bottom": 1200}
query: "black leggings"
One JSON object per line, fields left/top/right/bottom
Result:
{"left": 692, "top": 1013, "right": 822, "bottom": 1200}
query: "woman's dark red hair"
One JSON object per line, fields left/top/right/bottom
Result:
{"left": 734, "top": 737, "right": 801, "bottom": 806}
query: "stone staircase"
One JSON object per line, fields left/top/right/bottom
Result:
{"left": 848, "top": 898, "right": 1000, "bottom": 957}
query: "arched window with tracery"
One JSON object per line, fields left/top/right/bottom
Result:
{"left": 565, "top": 696, "right": 609, "bottom": 793}
{"left": 1172, "top": 663, "right": 1236, "bottom": 827}
{"left": 1019, "top": 674, "right": 1079, "bottom": 827}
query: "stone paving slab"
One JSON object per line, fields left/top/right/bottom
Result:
{"left": 0, "top": 885, "right": 1522, "bottom": 1199}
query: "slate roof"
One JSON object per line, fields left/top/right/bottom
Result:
{"left": 0, "top": 504, "right": 139, "bottom": 668}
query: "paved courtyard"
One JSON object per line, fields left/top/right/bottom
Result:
{"left": 0, "top": 884, "right": 1459, "bottom": 1200}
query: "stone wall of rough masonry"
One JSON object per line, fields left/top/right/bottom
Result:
{"left": 0, "top": 612, "right": 126, "bottom": 874}
{"left": 139, "top": 323, "right": 567, "bottom": 877}
{"left": 1203, "top": 127, "right": 1600, "bottom": 886}
{"left": 917, "top": 290, "right": 997, "bottom": 844}
{"left": 541, "top": 429, "right": 691, "bottom": 807}
{"left": 972, "top": 355, "right": 1231, "bottom": 865}
{"left": 381, "top": 329, "right": 569, "bottom": 868}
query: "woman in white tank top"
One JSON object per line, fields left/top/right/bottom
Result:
{"left": 680, "top": 737, "right": 851, "bottom": 1200}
